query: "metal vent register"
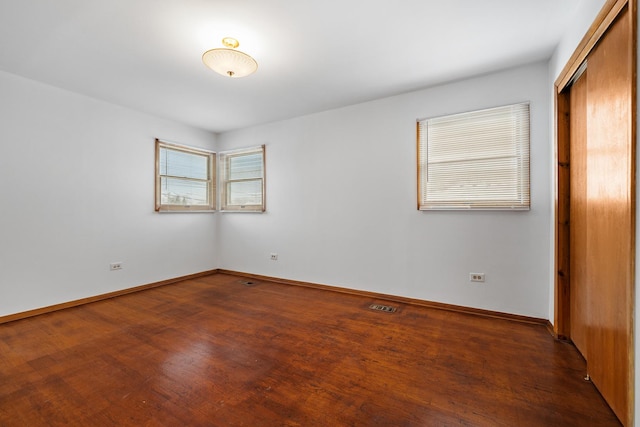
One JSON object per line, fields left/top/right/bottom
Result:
{"left": 369, "top": 304, "right": 397, "bottom": 313}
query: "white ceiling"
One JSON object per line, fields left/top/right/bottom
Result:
{"left": 0, "top": 0, "right": 583, "bottom": 133}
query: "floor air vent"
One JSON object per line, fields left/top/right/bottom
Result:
{"left": 369, "top": 304, "right": 397, "bottom": 313}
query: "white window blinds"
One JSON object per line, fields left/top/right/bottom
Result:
{"left": 418, "top": 102, "right": 530, "bottom": 210}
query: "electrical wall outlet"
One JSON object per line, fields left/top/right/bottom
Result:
{"left": 110, "top": 262, "right": 123, "bottom": 271}
{"left": 469, "top": 273, "right": 485, "bottom": 282}
{"left": 270, "top": 253, "right": 278, "bottom": 261}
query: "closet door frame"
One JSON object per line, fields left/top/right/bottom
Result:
{"left": 554, "top": 0, "right": 636, "bottom": 425}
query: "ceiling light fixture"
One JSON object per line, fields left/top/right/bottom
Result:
{"left": 202, "top": 37, "right": 258, "bottom": 78}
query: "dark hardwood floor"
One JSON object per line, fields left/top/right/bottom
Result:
{"left": 0, "top": 273, "right": 621, "bottom": 426}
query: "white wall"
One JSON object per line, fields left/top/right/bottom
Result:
{"left": 0, "top": 70, "right": 218, "bottom": 317}
{"left": 218, "top": 62, "right": 551, "bottom": 318}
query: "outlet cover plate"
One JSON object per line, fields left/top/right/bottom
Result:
{"left": 469, "top": 273, "right": 485, "bottom": 282}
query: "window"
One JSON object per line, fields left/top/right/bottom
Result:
{"left": 154, "top": 140, "right": 265, "bottom": 213}
{"left": 218, "top": 145, "right": 265, "bottom": 212}
{"left": 155, "top": 139, "right": 216, "bottom": 212}
{"left": 417, "top": 102, "right": 530, "bottom": 210}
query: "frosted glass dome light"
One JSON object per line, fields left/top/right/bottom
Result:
{"left": 202, "top": 37, "right": 258, "bottom": 78}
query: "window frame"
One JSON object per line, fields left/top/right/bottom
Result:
{"left": 155, "top": 139, "right": 216, "bottom": 212}
{"left": 218, "top": 145, "right": 266, "bottom": 212}
{"left": 417, "top": 102, "right": 530, "bottom": 211}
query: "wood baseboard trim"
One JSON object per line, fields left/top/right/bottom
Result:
{"left": 2, "top": 269, "right": 548, "bottom": 327}
{"left": 218, "top": 269, "right": 548, "bottom": 326}
{"left": 0, "top": 269, "right": 218, "bottom": 325}
{"left": 545, "top": 320, "right": 571, "bottom": 341}
{"left": 546, "top": 320, "right": 561, "bottom": 339}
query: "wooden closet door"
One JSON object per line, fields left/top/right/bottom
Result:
{"left": 584, "top": 5, "right": 633, "bottom": 425}
{"left": 569, "top": 69, "right": 588, "bottom": 359}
